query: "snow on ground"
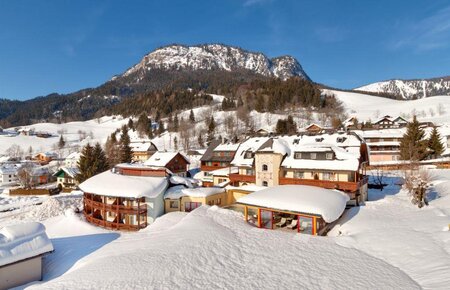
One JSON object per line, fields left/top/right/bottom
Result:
{"left": 0, "top": 116, "right": 130, "bottom": 155}
{"left": 326, "top": 89, "right": 450, "bottom": 124}
{"left": 1, "top": 170, "right": 450, "bottom": 288}
{"left": 329, "top": 169, "right": 450, "bottom": 289}
{"left": 19, "top": 207, "right": 418, "bottom": 289}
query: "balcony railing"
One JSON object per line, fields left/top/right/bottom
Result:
{"left": 229, "top": 173, "right": 256, "bottom": 184}
{"left": 279, "top": 177, "right": 367, "bottom": 193}
{"left": 84, "top": 194, "right": 147, "bottom": 214}
{"left": 83, "top": 212, "right": 147, "bottom": 231}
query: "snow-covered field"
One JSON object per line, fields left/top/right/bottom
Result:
{"left": 0, "top": 170, "right": 449, "bottom": 289}
{"left": 327, "top": 89, "right": 450, "bottom": 124}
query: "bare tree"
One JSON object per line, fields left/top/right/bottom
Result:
{"left": 17, "top": 163, "right": 35, "bottom": 189}
{"left": 437, "top": 103, "right": 446, "bottom": 116}
{"left": 225, "top": 114, "right": 236, "bottom": 138}
{"left": 6, "top": 144, "right": 24, "bottom": 160}
{"left": 404, "top": 169, "right": 432, "bottom": 208}
{"left": 371, "top": 168, "right": 386, "bottom": 190}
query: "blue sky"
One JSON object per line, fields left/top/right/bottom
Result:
{"left": 1, "top": 0, "right": 450, "bottom": 100}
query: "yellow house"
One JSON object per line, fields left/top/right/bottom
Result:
{"left": 164, "top": 186, "right": 227, "bottom": 213}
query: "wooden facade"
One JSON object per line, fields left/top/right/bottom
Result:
{"left": 83, "top": 192, "right": 147, "bottom": 231}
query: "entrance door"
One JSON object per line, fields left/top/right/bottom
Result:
{"left": 260, "top": 209, "right": 273, "bottom": 229}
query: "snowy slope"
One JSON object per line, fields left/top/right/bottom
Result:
{"left": 326, "top": 89, "right": 450, "bottom": 124}
{"left": 355, "top": 77, "right": 450, "bottom": 99}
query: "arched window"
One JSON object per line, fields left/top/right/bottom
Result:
{"left": 262, "top": 164, "right": 268, "bottom": 171}
{"left": 262, "top": 181, "right": 268, "bottom": 187}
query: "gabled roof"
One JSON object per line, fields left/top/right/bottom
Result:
{"left": 130, "top": 141, "right": 158, "bottom": 153}
{"left": 145, "top": 151, "right": 190, "bottom": 167}
{"left": 65, "top": 152, "right": 81, "bottom": 160}
{"left": 231, "top": 137, "right": 271, "bottom": 167}
{"left": 53, "top": 167, "right": 80, "bottom": 178}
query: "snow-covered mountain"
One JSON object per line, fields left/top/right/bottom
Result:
{"left": 118, "top": 44, "right": 310, "bottom": 81}
{"left": 354, "top": 76, "right": 450, "bottom": 99}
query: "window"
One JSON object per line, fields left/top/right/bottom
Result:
{"left": 206, "top": 161, "right": 212, "bottom": 166}
{"left": 244, "top": 151, "right": 253, "bottom": 159}
{"left": 310, "top": 153, "right": 317, "bottom": 160}
{"left": 294, "top": 152, "right": 302, "bottom": 159}
{"left": 262, "top": 164, "right": 268, "bottom": 171}
{"left": 294, "top": 171, "right": 304, "bottom": 179}
{"left": 185, "top": 202, "right": 202, "bottom": 212}
{"left": 326, "top": 153, "right": 333, "bottom": 160}
{"left": 323, "top": 172, "right": 333, "bottom": 180}
{"left": 245, "top": 168, "right": 254, "bottom": 175}
{"left": 217, "top": 198, "right": 221, "bottom": 205}
{"left": 169, "top": 200, "right": 179, "bottom": 209}
{"left": 262, "top": 181, "right": 268, "bottom": 187}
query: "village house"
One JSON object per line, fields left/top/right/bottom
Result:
{"left": 237, "top": 185, "right": 349, "bottom": 235}
{"left": 0, "top": 222, "right": 53, "bottom": 289}
{"left": 303, "top": 123, "right": 324, "bottom": 134}
{"left": 164, "top": 185, "right": 226, "bottom": 213}
{"left": 130, "top": 141, "right": 158, "bottom": 162}
{"left": 79, "top": 164, "right": 169, "bottom": 231}
{"left": 199, "top": 140, "right": 239, "bottom": 186}
{"left": 53, "top": 167, "right": 80, "bottom": 191}
{"left": 64, "top": 152, "right": 81, "bottom": 168}
{"left": 373, "top": 115, "right": 408, "bottom": 129}
{"left": 34, "top": 152, "right": 58, "bottom": 165}
{"left": 0, "top": 163, "right": 21, "bottom": 186}
{"left": 356, "top": 128, "right": 405, "bottom": 164}
{"left": 144, "top": 151, "right": 190, "bottom": 177}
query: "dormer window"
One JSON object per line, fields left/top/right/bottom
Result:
{"left": 310, "top": 153, "right": 317, "bottom": 159}
{"left": 326, "top": 153, "right": 333, "bottom": 160}
{"left": 244, "top": 151, "right": 253, "bottom": 159}
{"left": 336, "top": 137, "right": 347, "bottom": 143}
{"left": 293, "top": 139, "right": 300, "bottom": 145}
{"left": 294, "top": 152, "right": 302, "bottom": 159}
{"left": 315, "top": 137, "right": 324, "bottom": 142}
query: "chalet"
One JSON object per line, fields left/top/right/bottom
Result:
{"left": 79, "top": 165, "right": 169, "bottom": 231}
{"left": 34, "top": 152, "right": 58, "bottom": 165}
{"left": 53, "top": 167, "right": 80, "bottom": 191}
{"left": 373, "top": 115, "right": 408, "bottom": 129}
{"left": 130, "top": 141, "right": 158, "bottom": 162}
{"left": 200, "top": 140, "right": 239, "bottom": 186}
{"left": 144, "top": 151, "right": 190, "bottom": 177}
{"left": 0, "top": 222, "right": 53, "bottom": 289}
{"left": 64, "top": 152, "right": 81, "bottom": 168}
{"left": 255, "top": 128, "right": 273, "bottom": 137}
{"left": 237, "top": 185, "right": 349, "bottom": 235}
{"left": 30, "top": 166, "right": 51, "bottom": 186}
{"left": 304, "top": 123, "right": 324, "bottom": 134}
{"left": 164, "top": 185, "right": 226, "bottom": 213}
{"left": 17, "top": 127, "right": 34, "bottom": 136}
{"left": 35, "top": 131, "right": 52, "bottom": 138}
{"left": 343, "top": 116, "right": 359, "bottom": 130}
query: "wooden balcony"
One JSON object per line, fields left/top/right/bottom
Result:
{"left": 84, "top": 197, "right": 147, "bottom": 215}
{"left": 83, "top": 212, "right": 147, "bottom": 231}
{"left": 229, "top": 173, "right": 256, "bottom": 184}
{"left": 279, "top": 176, "right": 368, "bottom": 193}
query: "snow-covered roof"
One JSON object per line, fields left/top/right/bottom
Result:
{"left": 53, "top": 167, "right": 80, "bottom": 178}
{"left": 144, "top": 151, "right": 189, "bottom": 167}
{"left": 79, "top": 170, "right": 168, "bottom": 198}
{"left": 210, "top": 166, "right": 238, "bottom": 176}
{"left": 237, "top": 185, "right": 349, "bottom": 223}
{"left": 355, "top": 128, "right": 405, "bottom": 139}
{"left": 169, "top": 175, "right": 196, "bottom": 188}
{"left": 258, "top": 138, "right": 291, "bottom": 156}
{"left": 225, "top": 184, "right": 266, "bottom": 192}
{"left": 0, "top": 163, "right": 21, "bottom": 175}
{"left": 65, "top": 152, "right": 81, "bottom": 160}
{"left": 214, "top": 143, "right": 240, "bottom": 152}
{"left": 0, "top": 222, "right": 53, "bottom": 267}
{"left": 231, "top": 137, "right": 270, "bottom": 167}
{"left": 130, "top": 141, "right": 156, "bottom": 152}
{"left": 164, "top": 185, "right": 224, "bottom": 199}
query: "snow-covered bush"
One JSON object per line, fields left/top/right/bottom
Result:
{"left": 403, "top": 170, "right": 431, "bottom": 208}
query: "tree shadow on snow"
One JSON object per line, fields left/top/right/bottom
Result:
{"left": 42, "top": 233, "right": 120, "bottom": 281}
{"left": 368, "top": 175, "right": 403, "bottom": 201}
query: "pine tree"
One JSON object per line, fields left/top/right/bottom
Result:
{"left": 127, "top": 118, "right": 134, "bottom": 130}
{"left": 399, "top": 115, "right": 428, "bottom": 161}
{"left": 428, "top": 126, "right": 444, "bottom": 157}
{"left": 189, "top": 109, "right": 195, "bottom": 123}
{"left": 174, "top": 136, "right": 178, "bottom": 150}
{"left": 119, "top": 125, "right": 133, "bottom": 163}
{"left": 136, "top": 112, "right": 152, "bottom": 138}
{"left": 77, "top": 143, "right": 94, "bottom": 183}
{"left": 207, "top": 116, "right": 216, "bottom": 143}
{"left": 198, "top": 134, "right": 204, "bottom": 148}
{"left": 173, "top": 114, "right": 179, "bottom": 132}
{"left": 92, "top": 142, "right": 109, "bottom": 173}
{"left": 58, "top": 135, "right": 66, "bottom": 149}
